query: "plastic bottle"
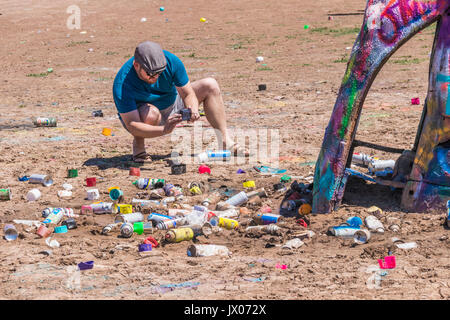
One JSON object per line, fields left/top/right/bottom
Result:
{"left": 33, "top": 117, "right": 57, "bottom": 127}
{"left": 42, "top": 207, "right": 78, "bottom": 219}
{"left": 197, "top": 150, "right": 231, "bottom": 162}
{"left": 364, "top": 215, "right": 385, "bottom": 233}
{"left": 43, "top": 209, "right": 65, "bottom": 225}
{"left": 210, "top": 208, "right": 239, "bottom": 219}
{"left": 182, "top": 210, "right": 209, "bottom": 226}
{"left": 131, "top": 198, "right": 162, "bottom": 208}
{"left": 187, "top": 244, "right": 231, "bottom": 257}
{"left": 133, "top": 178, "right": 165, "bottom": 190}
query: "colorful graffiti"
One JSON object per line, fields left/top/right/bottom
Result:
{"left": 312, "top": 0, "right": 449, "bottom": 213}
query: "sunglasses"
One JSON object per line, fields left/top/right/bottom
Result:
{"left": 144, "top": 69, "right": 163, "bottom": 78}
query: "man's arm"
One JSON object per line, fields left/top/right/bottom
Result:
{"left": 120, "top": 109, "right": 181, "bottom": 138}
{"left": 176, "top": 81, "right": 200, "bottom": 121}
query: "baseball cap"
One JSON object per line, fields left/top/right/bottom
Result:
{"left": 134, "top": 41, "right": 167, "bottom": 74}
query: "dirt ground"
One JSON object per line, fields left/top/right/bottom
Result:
{"left": 0, "top": 0, "right": 449, "bottom": 301}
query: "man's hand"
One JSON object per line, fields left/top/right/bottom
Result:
{"left": 187, "top": 105, "right": 200, "bottom": 122}
{"left": 163, "top": 113, "right": 182, "bottom": 135}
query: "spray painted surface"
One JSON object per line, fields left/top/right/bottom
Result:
{"left": 313, "top": 0, "right": 450, "bottom": 213}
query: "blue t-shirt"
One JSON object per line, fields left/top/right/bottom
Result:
{"left": 113, "top": 50, "right": 189, "bottom": 113}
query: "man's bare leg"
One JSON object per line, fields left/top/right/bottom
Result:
{"left": 132, "top": 104, "right": 161, "bottom": 158}
{"left": 191, "top": 77, "right": 248, "bottom": 155}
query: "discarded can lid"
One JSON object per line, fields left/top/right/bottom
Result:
{"left": 139, "top": 243, "right": 153, "bottom": 252}
{"left": 78, "top": 261, "right": 94, "bottom": 271}
{"left": 54, "top": 225, "right": 68, "bottom": 234}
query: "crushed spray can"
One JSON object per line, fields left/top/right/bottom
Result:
{"left": 42, "top": 208, "right": 65, "bottom": 225}
{"left": 187, "top": 244, "right": 231, "bottom": 257}
{"left": 165, "top": 227, "right": 194, "bottom": 243}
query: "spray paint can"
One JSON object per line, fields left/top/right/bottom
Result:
{"left": 156, "top": 219, "right": 179, "bottom": 230}
{"left": 114, "top": 212, "right": 144, "bottom": 224}
{"left": 102, "top": 223, "right": 121, "bottom": 235}
{"left": 120, "top": 223, "right": 134, "bottom": 238}
{"left": 4, "top": 224, "right": 18, "bottom": 241}
{"left": 353, "top": 229, "right": 371, "bottom": 244}
{"left": 165, "top": 227, "right": 194, "bottom": 243}
{"left": 254, "top": 213, "right": 283, "bottom": 225}
{"left": 133, "top": 221, "right": 153, "bottom": 235}
{"left": 43, "top": 208, "right": 65, "bottom": 225}
{"left": 0, "top": 188, "right": 12, "bottom": 201}
{"left": 368, "top": 160, "right": 396, "bottom": 174}
{"left": 81, "top": 202, "right": 114, "bottom": 215}
{"left": 33, "top": 117, "right": 57, "bottom": 127}
{"left": 328, "top": 226, "right": 360, "bottom": 238}
{"left": 61, "top": 218, "right": 77, "bottom": 230}
{"left": 364, "top": 215, "right": 385, "bottom": 233}
{"left": 29, "top": 174, "right": 53, "bottom": 187}
{"left": 245, "top": 224, "right": 281, "bottom": 235}
{"left": 352, "top": 152, "right": 373, "bottom": 166}
{"left": 133, "top": 178, "right": 165, "bottom": 190}
{"left": 209, "top": 216, "right": 239, "bottom": 230}
{"left": 42, "top": 207, "right": 78, "bottom": 219}
{"left": 447, "top": 200, "right": 450, "bottom": 228}
{"left": 197, "top": 150, "right": 231, "bottom": 162}
{"left": 147, "top": 213, "right": 174, "bottom": 227}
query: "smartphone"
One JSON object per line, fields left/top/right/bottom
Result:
{"left": 179, "top": 108, "right": 192, "bottom": 121}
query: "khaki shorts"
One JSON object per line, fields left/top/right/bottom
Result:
{"left": 119, "top": 94, "right": 185, "bottom": 131}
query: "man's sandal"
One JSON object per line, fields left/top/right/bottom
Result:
{"left": 132, "top": 152, "right": 151, "bottom": 163}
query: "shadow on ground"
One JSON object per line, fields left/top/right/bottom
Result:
{"left": 343, "top": 176, "right": 405, "bottom": 212}
{"left": 83, "top": 153, "right": 172, "bottom": 170}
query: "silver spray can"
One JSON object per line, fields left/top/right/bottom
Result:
{"left": 114, "top": 212, "right": 144, "bottom": 224}
{"left": 29, "top": 174, "right": 53, "bottom": 187}
{"left": 120, "top": 223, "right": 134, "bottom": 238}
